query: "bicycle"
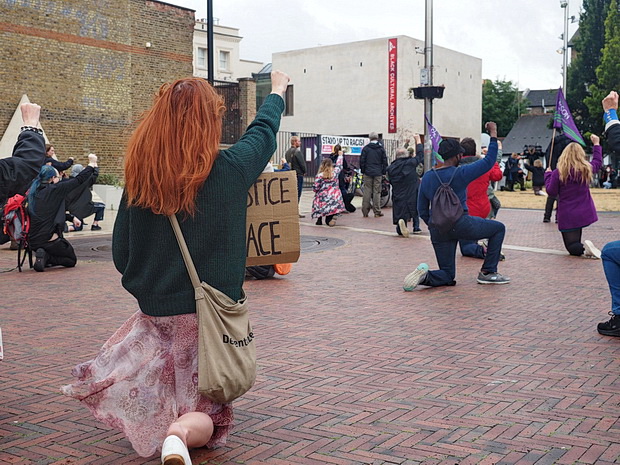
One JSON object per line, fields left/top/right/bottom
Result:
{"left": 346, "top": 165, "right": 390, "bottom": 208}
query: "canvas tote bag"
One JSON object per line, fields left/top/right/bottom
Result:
{"left": 169, "top": 214, "right": 256, "bottom": 403}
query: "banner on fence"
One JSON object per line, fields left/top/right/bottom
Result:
{"left": 320, "top": 134, "right": 370, "bottom": 156}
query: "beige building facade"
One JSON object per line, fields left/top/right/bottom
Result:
{"left": 193, "top": 18, "right": 263, "bottom": 81}
{"left": 272, "top": 36, "right": 482, "bottom": 144}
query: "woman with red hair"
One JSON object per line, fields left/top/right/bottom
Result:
{"left": 62, "top": 71, "right": 290, "bottom": 464}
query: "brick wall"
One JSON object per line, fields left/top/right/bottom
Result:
{"left": 0, "top": 0, "right": 195, "bottom": 178}
{"left": 238, "top": 77, "right": 257, "bottom": 133}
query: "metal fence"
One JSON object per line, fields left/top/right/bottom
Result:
{"left": 213, "top": 80, "right": 241, "bottom": 145}
{"left": 274, "top": 131, "right": 402, "bottom": 186}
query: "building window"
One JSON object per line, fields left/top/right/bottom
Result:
{"left": 197, "top": 47, "right": 206, "bottom": 69}
{"left": 219, "top": 50, "right": 230, "bottom": 71}
{"left": 284, "top": 85, "right": 294, "bottom": 116}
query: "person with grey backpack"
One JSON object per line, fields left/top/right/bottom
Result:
{"left": 403, "top": 122, "right": 510, "bottom": 291}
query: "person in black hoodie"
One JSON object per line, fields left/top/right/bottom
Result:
{"left": 360, "top": 131, "right": 388, "bottom": 217}
{"left": 65, "top": 155, "right": 105, "bottom": 231}
{"left": 0, "top": 103, "right": 47, "bottom": 246}
{"left": 387, "top": 137, "right": 424, "bottom": 237}
{"left": 27, "top": 159, "right": 96, "bottom": 271}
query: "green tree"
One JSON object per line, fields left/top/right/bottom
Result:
{"left": 481, "top": 79, "right": 527, "bottom": 137}
{"left": 567, "top": 0, "right": 611, "bottom": 135}
{"left": 585, "top": 0, "right": 620, "bottom": 130}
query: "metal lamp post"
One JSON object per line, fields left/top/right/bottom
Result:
{"left": 207, "top": 0, "right": 214, "bottom": 83}
{"left": 560, "top": 0, "right": 569, "bottom": 94}
{"left": 424, "top": 0, "right": 433, "bottom": 171}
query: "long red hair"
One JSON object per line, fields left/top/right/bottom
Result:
{"left": 124, "top": 78, "right": 225, "bottom": 216}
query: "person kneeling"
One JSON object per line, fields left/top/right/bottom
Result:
{"left": 28, "top": 161, "right": 96, "bottom": 271}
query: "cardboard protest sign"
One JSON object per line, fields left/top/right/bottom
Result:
{"left": 246, "top": 172, "right": 300, "bottom": 266}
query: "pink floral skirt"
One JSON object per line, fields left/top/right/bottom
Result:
{"left": 61, "top": 311, "right": 234, "bottom": 457}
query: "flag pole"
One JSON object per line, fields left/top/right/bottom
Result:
{"left": 548, "top": 127, "right": 557, "bottom": 169}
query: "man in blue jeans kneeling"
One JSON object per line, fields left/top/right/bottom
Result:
{"left": 404, "top": 121, "right": 510, "bottom": 291}
{"left": 597, "top": 91, "right": 620, "bottom": 336}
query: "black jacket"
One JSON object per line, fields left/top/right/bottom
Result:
{"left": 524, "top": 163, "right": 545, "bottom": 187}
{"left": 28, "top": 166, "right": 95, "bottom": 248}
{"left": 285, "top": 146, "right": 306, "bottom": 176}
{"left": 65, "top": 167, "right": 99, "bottom": 219}
{"left": 606, "top": 121, "right": 620, "bottom": 154}
{"left": 45, "top": 156, "right": 74, "bottom": 172}
{"left": 387, "top": 144, "right": 424, "bottom": 224}
{"left": 360, "top": 141, "right": 387, "bottom": 176}
{"left": 545, "top": 134, "right": 571, "bottom": 171}
{"left": 0, "top": 131, "right": 46, "bottom": 205}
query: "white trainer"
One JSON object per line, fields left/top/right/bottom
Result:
{"left": 403, "top": 263, "right": 429, "bottom": 291}
{"left": 398, "top": 219, "right": 409, "bottom": 238}
{"left": 161, "top": 435, "right": 192, "bottom": 465}
{"left": 584, "top": 240, "right": 601, "bottom": 259}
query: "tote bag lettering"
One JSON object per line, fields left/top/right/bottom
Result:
{"left": 195, "top": 284, "right": 256, "bottom": 403}
{"left": 169, "top": 215, "right": 256, "bottom": 404}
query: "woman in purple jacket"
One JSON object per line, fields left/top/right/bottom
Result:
{"left": 544, "top": 134, "right": 603, "bottom": 258}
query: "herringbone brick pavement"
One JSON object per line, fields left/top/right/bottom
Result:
{"left": 1, "top": 203, "right": 619, "bottom": 465}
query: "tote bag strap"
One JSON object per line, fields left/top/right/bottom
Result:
{"left": 168, "top": 214, "right": 201, "bottom": 289}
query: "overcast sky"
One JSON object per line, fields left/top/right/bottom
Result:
{"left": 173, "top": 0, "right": 582, "bottom": 91}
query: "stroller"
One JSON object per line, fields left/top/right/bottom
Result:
{"left": 341, "top": 165, "right": 357, "bottom": 212}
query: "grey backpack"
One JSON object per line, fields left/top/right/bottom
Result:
{"left": 429, "top": 169, "right": 464, "bottom": 233}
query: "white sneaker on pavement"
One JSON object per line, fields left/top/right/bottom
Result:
{"left": 584, "top": 240, "right": 601, "bottom": 259}
{"left": 161, "top": 435, "right": 192, "bottom": 465}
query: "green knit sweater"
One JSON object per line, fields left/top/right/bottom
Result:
{"left": 112, "top": 94, "right": 285, "bottom": 316}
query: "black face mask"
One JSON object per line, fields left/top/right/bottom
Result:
{"left": 454, "top": 154, "right": 462, "bottom": 167}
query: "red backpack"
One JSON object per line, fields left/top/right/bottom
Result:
{"left": 2, "top": 194, "right": 31, "bottom": 271}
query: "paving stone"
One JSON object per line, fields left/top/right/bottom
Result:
{"left": 1, "top": 204, "right": 619, "bottom": 463}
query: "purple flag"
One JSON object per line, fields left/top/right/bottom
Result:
{"left": 425, "top": 116, "right": 444, "bottom": 162}
{"left": 553, "top": 87, "right": 585, "bottom": 146}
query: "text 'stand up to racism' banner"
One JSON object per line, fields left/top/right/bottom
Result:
{"left": 245, "top": 172, "right": 300, "bottom": 266}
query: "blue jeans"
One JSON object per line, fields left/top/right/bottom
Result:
{"left": 602, "top": 241, "right": 620, "bottom": 315}
{"left": 296, "top": 174, "right": 304, "bottom": 201}
{"left": 422, "top": 214, "right": 506, "bottom": 287}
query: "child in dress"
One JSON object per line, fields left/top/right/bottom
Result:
{"left": 312, "top": 153, "right": 345, "bottom": 226}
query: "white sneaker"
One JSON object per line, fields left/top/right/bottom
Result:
{"left": 584, "top": 240, "right": 601, "bottom": 259}
{"left": 398, "top": 219, "right": 409, "bottom": 238}
{"left": 161, "top": 435, "right": 192, "bottom": 465}
{"left": 403, "top": 263, "right": 429, "bottom": 291}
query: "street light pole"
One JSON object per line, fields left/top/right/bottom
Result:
{"left": 423, "top": 0, "right": 433, "bottom": 171}
{"left": 560, "top": 0, "right": 569, "bottom": 95}
{"left": 207, "top": 0, "right": 214, "bottom": 84}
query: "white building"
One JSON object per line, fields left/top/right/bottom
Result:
{"left": 272, "top": 36, "right": 482, "bottom": 144}
{"left": 193, "top": 18, "right": 263, "bottom": 81}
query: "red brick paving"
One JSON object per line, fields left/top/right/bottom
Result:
{"left": 1, "top": 205, "right": 619, "bottom": 464}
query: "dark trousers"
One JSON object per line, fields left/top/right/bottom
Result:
{"left": 459, "top": 239, "right": 486, "bottom": 258}
{"left": 34, "top": 237, "right": 77, "bottom": 268}
{"left": 506, "top": 176, "right": 525, "bottom": 191}
{"left": 422, "top": 215, "right": 506, "bottom": 287}
{"left": 561, "top": 229, "right": 585, "bottom": 256}
{"left": 93, "top": 202, "right": 105, "bottom": 221}
{"left": 544, "top": 196, "right": 557, "bottom": 221}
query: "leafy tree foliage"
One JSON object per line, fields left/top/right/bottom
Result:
{"left": 482, "top": 79, "right": 527, "bottom": 137}
{"left": 585, "top": 0, "right": 620, "bottom": 130}
{"left": 567, "top": 0, "right": 610, "bottom": 135}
